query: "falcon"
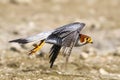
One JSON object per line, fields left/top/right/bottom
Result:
{"left": 9, "top": 22, "right": 93, "bottom": 68}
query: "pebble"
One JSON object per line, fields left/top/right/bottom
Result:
{"left": 80, "top": 52, "right": 89, "bottom": 59}
{"left": 99, "top": 68, "right": 109, "bottom": 75}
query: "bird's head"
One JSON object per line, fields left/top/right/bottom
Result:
{"left": 79, "top": 34, "right": 93, "bottom": 44}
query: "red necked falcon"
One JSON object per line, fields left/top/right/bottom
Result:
{"left": 9, "top": 22, "right": 93, "bottom": 68}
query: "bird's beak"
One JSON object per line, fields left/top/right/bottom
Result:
{"left": 88, "top": 39, "right": 93, "bottom": 44}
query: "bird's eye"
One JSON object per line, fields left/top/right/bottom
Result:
{"left": 86, "top": 37, "right": 89, "bottom": 41}
{"left": 86, "top": 37, "right": 91, "bottom": 42}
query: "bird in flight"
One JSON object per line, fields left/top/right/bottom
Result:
{"left": 9, "top": 22, "right": 93, "bottom": 68}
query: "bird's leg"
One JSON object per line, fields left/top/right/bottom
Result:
{"left": 66, "top": 46, "right": 73, "bottom": 63}
{"left": 64, "top": 42, "right": 74, "bottom": 70}
{"left": 61, "top": 47, "right": 68, "bottom": 57}
{"left": 29, "top": 40, "right": 45, "bottom": 55}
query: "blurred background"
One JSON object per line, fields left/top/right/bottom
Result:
{"left": 0, "top": 0, "right": 120, "bottom": 80}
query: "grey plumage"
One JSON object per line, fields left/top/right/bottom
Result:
{"left": 9, "top": 22, "right": 86, "bottom": 68}
{"left": 9, "top": 30, "right": 54, "bottom": 44}
{"left": 46, "top": 22, "right": 85, "bottom": 46}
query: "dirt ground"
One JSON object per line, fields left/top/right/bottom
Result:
{"left": 0, "top": 0, "right": 120, "bottom": 80}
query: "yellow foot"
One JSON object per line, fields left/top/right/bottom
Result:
{"left": 29, "top": 40, "right": 45, "bottom": 55}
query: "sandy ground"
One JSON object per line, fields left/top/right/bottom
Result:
{"left": 0, "top": 0, "right": 120, "bottom": 80}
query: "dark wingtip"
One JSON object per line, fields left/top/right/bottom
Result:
{"left": 49, "top": 45, "right": 61, "bottom": 68}
{"left": 9, "top": 39, "right": 29, "bottom": 44}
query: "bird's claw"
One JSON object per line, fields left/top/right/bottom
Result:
{"left": 28, "top": 40, "right": 45, "bottom": 55}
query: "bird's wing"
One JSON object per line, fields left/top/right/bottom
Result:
{"left": 9, "top": 30, "right": 54, "bottom": 44}
{"left": 62, "top": 30, "right": 79, "bottom": 46}
{"left": 46, "top": 22, "right": 85, "bottom": 46}
{"left": 53, "top": 22, "right": 85, "bottom": 35}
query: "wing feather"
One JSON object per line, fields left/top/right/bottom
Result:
{"left": 49, "top": 44, "right": 61, "bottom": 68}
{"left": 46, "top": 22, "right": 85, "bottom": 46}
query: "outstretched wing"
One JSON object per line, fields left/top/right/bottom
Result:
{"left": 9, "top": 30, "right": 54, "bottom": 44}
{"left": 46, "top": 22, "right": 85, "bottom": 46}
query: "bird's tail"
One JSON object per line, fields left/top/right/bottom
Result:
{"left": 9, "top": 30, "right": 54, "bottom": 44}
{"left": 49, "top": 44, "right": 61, "bottom": 68}
{"left": 9, "top": 38, "right": 29, "bottom": 44}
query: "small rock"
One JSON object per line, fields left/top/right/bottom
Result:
{"left": 99, "top": 68, "right": 109, "bottom": 75}
{"left": 80, "top": 52, "right": 89, "bottom": 59}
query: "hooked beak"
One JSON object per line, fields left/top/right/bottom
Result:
{"left": 88, "top": 40, "right": 93, "bottom": 44}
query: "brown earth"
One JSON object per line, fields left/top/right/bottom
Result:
{"left": 0, "top": 0, "right": 120, "bottom": 80}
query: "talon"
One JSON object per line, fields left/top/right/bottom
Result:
{"left": 29, "top": 40, "right": 45, "bottom": 55}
